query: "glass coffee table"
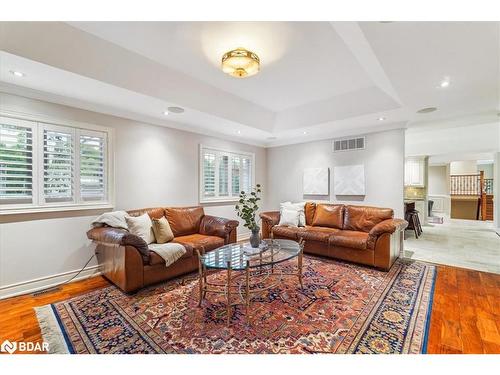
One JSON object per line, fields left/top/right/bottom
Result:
{"left": 196, "top": 239, "right": 304, "bottom": 325}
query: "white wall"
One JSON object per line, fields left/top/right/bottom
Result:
{"left": 0, "top": 93, "right": 267, "bottom": 298}
{"left": 450, "top": 160, "right": 478, "bottom": 175}
{"left": 428, "top": 165, "right": 448, "bottom": 195}
{"left": 405, "top": 122, "right": 499, "bottom": 157}
{"left": 494, "top": 153, "right": 500, "bottom": 233}
{"left": 427, "top": 165, "right": 451, "bottom": 215}
{"left": 478, "top": 163, "right": 494, "bottom": 179}
{"left": 266, "top": 129, "right": 405, "bottom": 218}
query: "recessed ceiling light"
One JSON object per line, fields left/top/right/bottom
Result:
{"left": 439, "top": 78, "right": 450, "bottom": 88}
{"left": 163, "top": 110, "right": 169, "bottom": 116}
{"left": 10, "top": 70, "right": 25, "bottom": 77}
{"left": 167, "top": 106, "right": 185, "bottom": 114}
{"left": 303, "top": 131, "right": 308, "bottom": 135}
{"left": 417, "top": 107, "right": 438, "bottom": 114}
{"left": 237, "top": 130, "right": 241, "bottom": 134}
{"left": 377, "top": 117, "right": 386, "bottom": 121}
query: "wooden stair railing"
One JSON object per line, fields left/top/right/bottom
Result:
{"left": 450, "top": 171, "right": 493, "bottom": 221}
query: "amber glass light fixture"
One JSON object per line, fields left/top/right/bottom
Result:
{"left": 221, "top": 48, "right": 260, "bottom": 78}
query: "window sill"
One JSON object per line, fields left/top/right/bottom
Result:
{"left": 200, "top": 198, "right": 240, "bottom": 204}
{"left": 0, "top": 203, "right": 114, "bottom": 216}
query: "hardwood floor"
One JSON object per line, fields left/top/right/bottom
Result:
{"left": 0, "top": 265, "right": 498, "bottom": 354}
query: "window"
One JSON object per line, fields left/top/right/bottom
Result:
{"left": 0, "top": 115, "right": 113, "bottom": 213}
{"left": 200, "top": 145, "right": 254, "bottom": 203}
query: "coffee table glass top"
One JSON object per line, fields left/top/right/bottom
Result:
{"left": 201, "top": 239, "right": 300, "bottom": 270}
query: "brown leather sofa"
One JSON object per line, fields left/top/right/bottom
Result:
{"left": 87, "top": 206, "right": 239, "bottom": 293}
{"left": 260, "top": 202, "right": 407, "bottom": 270}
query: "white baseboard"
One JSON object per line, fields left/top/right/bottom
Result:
{"left": 0, "top": 265, "right": 101, "bottom": 300}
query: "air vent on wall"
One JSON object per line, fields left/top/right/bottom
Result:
{"left": 333, "top": 136, "right": 365, "bottom": 152}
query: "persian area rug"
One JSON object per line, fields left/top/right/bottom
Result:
{"left": 35, "top": 256, "right": 436, "bottom": 354}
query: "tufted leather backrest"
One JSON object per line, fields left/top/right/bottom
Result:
{"left": 343, "top": 205, "right": 393, "bottom": 232}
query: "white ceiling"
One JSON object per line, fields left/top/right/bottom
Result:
{"left": 0, "top": 21, "right": 499, "bottom": 147}
{"left": 67, "top": 22, "right": 375, "bottom": 112}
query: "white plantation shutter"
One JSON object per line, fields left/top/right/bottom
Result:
{"left": 80, "top": 132, "right": 106, "bottom": 201}
{"left": 202, "top": 151, "right": 216, "bottom": 198}
{"left": 200, "top": 145, "right": 254, "bottom": 202}
{"left": 219, "top": 155, "right": 229, "bottom": 197}
{"left": 241, "top": 156, "right": 252, "bottom": 194}
{"left": 0, "top": 118, "right": 35, "bottom": 204}
{"left": 231, "top": 155, "right": 240, "bottom": 196}
{"left": 42, "top": 126, "right": 75, "bottom": 203}
{"left": 0, "top": 115, "right": 113, "bottom": 213}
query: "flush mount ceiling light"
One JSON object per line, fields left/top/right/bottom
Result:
{"left": 10, "top": 70, "right": 25, "bottom": 77}
{"left": 377, "top": 117, "right": 386, "bottom": 121}
{"left": 221, "top": 48, "right": 260, "bottom": 78}
{"left": 417, "top": 107, "right": 438, "bottom": 114}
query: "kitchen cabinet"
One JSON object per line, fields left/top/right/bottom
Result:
{"left": 405, "top": 157, "right": 425, "bottom": 187}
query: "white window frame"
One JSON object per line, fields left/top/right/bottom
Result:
{"left": 0, "top": 111, "right": 114, "bottom": 215}
{"left": 199, "top": 144, "right": 255, "bottom": 204}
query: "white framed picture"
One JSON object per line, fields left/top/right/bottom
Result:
{"left": 303, "top": 168, "right": 329, "bottom": 195}
{"left": 334, "top": 165, "right": 365, "bottom": 195}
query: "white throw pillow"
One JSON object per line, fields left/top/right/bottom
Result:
{"left": 125, "top": 213, "right": 156, "bottom": 244}
{"left": 278, "top": 208, "right": 300, "bottom": 227}
{"left": 280, "top": 201, "right": 306, "bottom": 226}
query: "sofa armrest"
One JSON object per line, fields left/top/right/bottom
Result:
{"left": 86, "top": 227, "right": 150, "bottom": 261}
{"left": 199, "top": 215, "right": 239, "bottom": 242}
{"left": 367, "top": 219, "right": 408, "bottom": 249}
{"left": 259, "top": 211, "right": 280, "bottom": 239}
{"left": 260, "top": 211, "right": 280, "bottom": 226}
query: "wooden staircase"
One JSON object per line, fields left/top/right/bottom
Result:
{"left": 484, "top": 194, "right": 494, "bottom": 221}
{"left": 450, "top": 171, "right": 494, "bottom": 221}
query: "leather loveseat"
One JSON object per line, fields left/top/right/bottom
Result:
{"left": 87, "top": 206, "right": 239, "bottom": 293}
{"left": 260, "top": 203, "right": 407, "bottom": 270}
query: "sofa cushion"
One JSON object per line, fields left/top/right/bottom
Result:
{"left": 165, "top": 206, "right": 205, "bottom": 236}
{"left": 172, "top": 233, "right": 224, "bottom": 254}
{"left": 279, "top": 208, "right": 300, "bottom": 227}
{"left": 329, "top": 230, "right": 369, "bottom": 250}
{"left": 299, "top": 226, "right": 340, "bottom": 243}
{"left": 272, "top": 225, "right": 305, "bottom": 240}
{"left": 151, "top": 216, "right": 174, "bottom": 244}
{"left": 304, "top": 202, "right": 316, "bottom": 225}
{"left": 343, "top": 205, "right": 394, "bottom": 233}
{"left": 311, "top": 204, "right": 344, "bottom": 229}
{"left": 125, "top": 213, "right": 155, "bottom": 244}
{"left": 149, "top": 245, "right": 192, "bottom": 265}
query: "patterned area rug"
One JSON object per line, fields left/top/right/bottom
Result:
{"left": 35, "top": 256, "right": 436, "bottom": 354}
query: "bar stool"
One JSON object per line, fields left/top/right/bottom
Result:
{"left": 404, "top": 202, "right": 423, "bottom": 238}
{"left": 405, "top": 210, "right": 421, "bottom": 238}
